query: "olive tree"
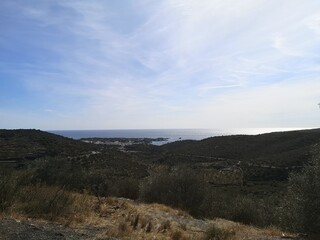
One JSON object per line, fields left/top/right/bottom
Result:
{"left": 281, "top": 145, "right": 320, "bottom": 233}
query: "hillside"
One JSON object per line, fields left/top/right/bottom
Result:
{"left": 0, "top": 129, "right": 97, "bottom": 161}
{"left": 0, "top": 129, "right": 149, "bottom": 194}
{"left": 156, "top": 128, "right": 320, "bottom": 182}
{"left": 1, "top": 128, "right": 319, "bottom": 237}
{"left": 2, "top": 128, "right": 320, "bottom": 183}
{"left": 162, "top": 128, "right": 320, "bottom": 167}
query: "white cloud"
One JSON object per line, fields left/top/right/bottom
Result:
{"left": 305, "top": 15, "right": 320, "bottom": 35}
{"left": 272, "top": 36, "right": 304, "bottom": 57}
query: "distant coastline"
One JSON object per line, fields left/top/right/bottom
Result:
{"left": 49, "top": 128, "right": 309, "bottom": 144}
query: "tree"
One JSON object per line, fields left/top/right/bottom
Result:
{"left": 282, "top": 145, "right": 320, "bottom": 233}
{"left": 139, "top": 167, "right": 205, "bottom": 216}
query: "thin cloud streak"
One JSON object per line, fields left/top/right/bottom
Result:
{"left": 1, "top": 0, "right": 320, "bottom": 129}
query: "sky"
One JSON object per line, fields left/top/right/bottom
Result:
{"left": 1, "top": 0, "right": 320, "bottom": 130}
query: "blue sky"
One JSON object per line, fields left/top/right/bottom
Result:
{"left": 1, "top": 0, "right": 320, "bottom": 130}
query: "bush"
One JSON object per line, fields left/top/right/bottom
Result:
{"left": 30, "top": 157, "right": 112, "bottom": 197}
{"left": 201, "top": 188, "right": 280, "bottom": 227}
{"left": 114, "top": 178, "right": 139, "bottom": 199}
{"left": 139, "top": 168, "right": 205, "bottom": 215}
{"left": 203, "top": 225, "right": 235, "bottom": 240}
{"left": 0, "top": 171, "right": 31, "bottom": 212}
{"left": 17, "top": 185, "right": 75, "bottom": 220}
{"left": 231, "top": 196, "right": 262, "bottom": 225}
{"left": 280, "top": 146, "right": 320, "bottom": 233}
{"left": 0, "top": 173, "right": 19, "bottom": 212}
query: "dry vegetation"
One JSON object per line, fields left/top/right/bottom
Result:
{"left": 1, "top": 190, "right": 296, "bottom": 240}
{"left": 0, "top": 169, "right": 294, "bottom": 239}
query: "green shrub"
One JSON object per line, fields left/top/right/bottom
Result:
{"left": 201, "top": 188, "right": 280, "bottom": 227}
{"left": 139, "top": 168, "right": 205, "bottom": 215}
{"left": 203, "top": 225, "right": 235, "bottom": 240}
{"left": 30, "top": 157, "right": 113, "bottom": 197}
{"left": 280, "top": 146, "right": 320, "bottom": 233}
{"left": 231, "top": 196, "right": 261, "bottom": 225}
{"left": 114, "top": 178, "right": 139, "bottom": 199}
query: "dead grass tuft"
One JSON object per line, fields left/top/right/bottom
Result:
{"left": 179, "top": 222, "right": 187, "bottom": 231}
{"left": 145, "top": 221, "right": 153, "bottom": 233}
{"left": 157, "top": 219, "right": 171, "bottom": 233}
{"left": 148, "top": 203, "right": 190, "bottom": 217}
{"left": 105, "top": 220, "right": 132, "bottom": 238}
{"left": 170, "top": 230, "right": 188, "bottom": 240}
{"left": 118, "top": 221, "right": 128, "bottom": 233}
{"left": 263, "top": 226, "right": 283, "bottom": 236}
{"left": 132, "top": 214, "right": 139, "bottom": 229}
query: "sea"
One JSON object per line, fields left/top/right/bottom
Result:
{"left": 49, "top": 128, "right": 305, "bottom": 145}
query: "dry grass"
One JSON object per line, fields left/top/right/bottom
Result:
{"left": 170, "top": 230, "right": 188, "bottom": 240}
{"left": 147, "top": 203, "right": 191, "bottom": 217}
{"left": 68, "top": 196, "right": 297, "bottom": 240}
{"left": 59, "top": 192, "right": 94, "bottom": 225}
{"left": 206, "top": 218, "right": 299, "bottom": 240}
{"left": 12, "top": 185, "right": 76, "bottom": 220}
{"left": 87, "top": 197, "right": 204, "bottom": 239}
{"left": 2, "top": 192, "right": 298, "bottom": 240}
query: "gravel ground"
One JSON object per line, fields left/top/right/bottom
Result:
{"left": 0, "top": 217, "right": 306, "bottom": 240}
{"left": 0, "top": 218, "right": 118, "bottom": 240}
